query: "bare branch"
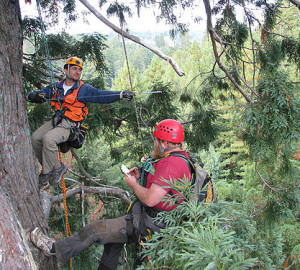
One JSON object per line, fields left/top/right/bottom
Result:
{"left": 51, "top": 186, "right": 131, "bottom": 205}
{"left": 78, "top": 0, "right": 185, "bottom": 76}
{"left": 81, "top": 184, "right": 86, "bottom": 227}
{"left": 71, "top": 148, "right": 97, "bottom": 181}
{"left": 23, "top": 63, "right": 63, "bottom": 80}
{"left": 41, "top": 184, "right": 131, "bottom": 220}
{"left": 212, "top": 30, "right": 260, "bottom": 99}
{"left": 288, "top": 0, "right": 300, "bottom": 10}
{"left": 202, "top": 0, "right": 254, "bottom": 104}
{"left": 255, "top": 160, "right": 281, "bottom": 193}
{"left": 183, "top": 70, "right": 212, "bottom": 90}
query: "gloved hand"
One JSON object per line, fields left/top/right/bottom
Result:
{"left": 121, "top": 91, "right": 135, "bottom": 101}
{"left": 26, "top": 92, "right": 46, "bottom": 103}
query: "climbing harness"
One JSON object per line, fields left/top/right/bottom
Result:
{"left": 51, "top": 81, "right": 88, "bottom": 122}
{"left": 139, "top": 152, "right": 215, "bottom": 203}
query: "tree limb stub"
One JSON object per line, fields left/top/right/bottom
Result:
{"left": 78, "top": 0, "right": 185, "bottom": 76}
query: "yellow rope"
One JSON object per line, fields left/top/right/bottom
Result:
{"left": 205, "top": 181, "right": 214, "bottom": 203}
{"left": 57, "top": 149, "right": 72, "bottom": 268}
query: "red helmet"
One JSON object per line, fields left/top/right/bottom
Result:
{"left": 153, "top": 119, "right": 184, "bottom": 143}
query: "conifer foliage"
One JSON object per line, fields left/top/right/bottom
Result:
{"left": 16, "top": 0, "right": 300, "bottom": 269}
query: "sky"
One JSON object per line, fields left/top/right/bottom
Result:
{"left": 20, "top": 0, "right": 207, "bottom": 35}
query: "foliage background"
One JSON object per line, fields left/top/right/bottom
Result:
{"left": 22, "top": 0, "right": 299, "bottom": 269}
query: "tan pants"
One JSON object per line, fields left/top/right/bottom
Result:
{"left": 31, "top": 117, "right": 76, "bottom": 174}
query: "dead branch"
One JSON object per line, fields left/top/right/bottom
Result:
{"left": 52, "top": 186, "right": 131, "bottom": 204}
{"left": 23, "top": 63, "right": 63, "bottom": 80}
{"left": 81, "top": 184, "right": 86, "bottom": 227}
{"left": 70, "top": 148, "right": 101, "bottom": 183}
{"left": 41, "top": 185, "right": 131, "bottom": 220}
{"left": 212, "top": 30, "right": 260, "bottom": 99}
{"left": 255, "top": 160, "right": 281, "bottom": 193}
{"left": 202, "top": 0, "right": 254, "bottom": 104}
{"left": 78, "top": 0, "right": 185, "bottom": 76}
{"left": 289, "top": 0, "right": 300, "bottom": 10}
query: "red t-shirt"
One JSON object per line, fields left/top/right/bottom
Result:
{"left": 146, "top": 151, "right": 192, "bottom": 211}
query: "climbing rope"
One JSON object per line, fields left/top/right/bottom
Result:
{"left": 57, "top": 149, "right": 71, "bottom": 237}
{"left": 116, "top": 2, "right": 146, "bottom": 157}
{"left": 35, "top": 0, "right": 58, "bottom": 120}
{"left": 35, "top": 1, "right": 72, "bottom": 268}
{"left": 57, "top": 149, "right": 72, "bottom": 268}
{"left": 35, "top": 0, "right": 56, "bottom": 89}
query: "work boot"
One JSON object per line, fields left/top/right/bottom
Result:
{"left": 38, "top": 173, "right": 52, "bottom": 186}
{"left": 49, "top": 162, "right": 68, "bottom": 186}
{"left": 30, "top": 227, "right": 55, "bottom": 256}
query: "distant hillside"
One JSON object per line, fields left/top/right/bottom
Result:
{"left": 105, "top": 29, "right": 205, "bottom": 46}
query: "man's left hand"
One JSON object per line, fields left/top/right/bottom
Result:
{"left": 121, "top": 91, "right": 135, "bottom": 101}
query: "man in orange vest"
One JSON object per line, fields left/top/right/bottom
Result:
{"left": 26, "top": 56, "right": 134, "bottom": 186}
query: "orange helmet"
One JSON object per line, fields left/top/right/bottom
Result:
{"left": 153, "top": 119, "right": 184, "bottom": 143}
{"left": 65, "top": 57, "right": 83, "bottom": 69}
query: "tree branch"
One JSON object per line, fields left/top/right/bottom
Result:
{"left": 71, "top": 148, "right": 98, "bottom": 181}
{"left": 212, "top": 30, "right": 260, "bottom": 99}
{"left": 78, "top": 0, "right": 185, "bottom": 76}
{"left": 289, "top": 0, "right": 300, "bottom": 10}
{"left": 23, "top": 63, "right": 63, "bottom": 80}
{"left": 52, "top": 186, "right": 131, "bottom": 204}
{"left": 202, "top": 0, "right": 254, "bottom": 104}
{"left": 255, "top": 160, "right": 281, "bottom": 193}
{"left": 41, "top": 185, "right": 131, "bottom": 220}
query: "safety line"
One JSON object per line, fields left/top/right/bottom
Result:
{"left": 35, "top": 0, "right": 59, "bottom": 120}
{"left": 116, "top": 2, "right": 146, "bottom": 156}
{"left": 57, "top": 149, "right": 72, "bottom": 268}
{"left": 44, "top": 91, "right": 162, "bottom": 101}
{"left": 35, "top": 0, "right": 56, "bottom": 89}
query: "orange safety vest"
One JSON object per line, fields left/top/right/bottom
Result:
{"left": 51, "top": 81, "right": 88, "bottom": 122}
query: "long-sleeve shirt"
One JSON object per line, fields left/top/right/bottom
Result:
{"left": 39, "top": 79, "right": 122, "bottom": 104}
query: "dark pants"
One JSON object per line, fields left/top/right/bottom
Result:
{"left": 54, "top": 201, "right": 163, "bottom": 269}
{"left": 98, "top": 243, "right": 124, "bottom": 270}
{"left": 55, "top": 216, "right": 129, "bottom": 268}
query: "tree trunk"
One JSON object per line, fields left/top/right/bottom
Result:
{"left": 0, "top": 0, "right": 58, "bottom": 268}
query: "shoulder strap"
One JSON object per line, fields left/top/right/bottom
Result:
{"left": 140, "top": 157, "right": 161, "bottom": 187}
{"left": 168, "top": 152, "right": 196, "bottom": 185}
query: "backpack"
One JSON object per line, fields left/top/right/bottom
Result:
{"left": 169, "top": 152, "right": 215, "bottom": 203}
{"left": 67, "top": 124, "right": 87, "bottom": 149}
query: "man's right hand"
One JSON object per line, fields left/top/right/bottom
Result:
{"left": 26, "top": 92, "right": 46, "bottom": 103}
{"left": 128, "top": 167, "right": 140, "bottom": 180}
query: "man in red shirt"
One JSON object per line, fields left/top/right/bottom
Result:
{"left": 30, "top": 119, "right": 192, "bottom": 270}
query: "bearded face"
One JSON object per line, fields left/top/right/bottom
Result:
{"left": 151, "top": 141, "right": 162, "bottom": 159}
{"left": 151, "top": 138, "right": 183, "bottom": 159}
